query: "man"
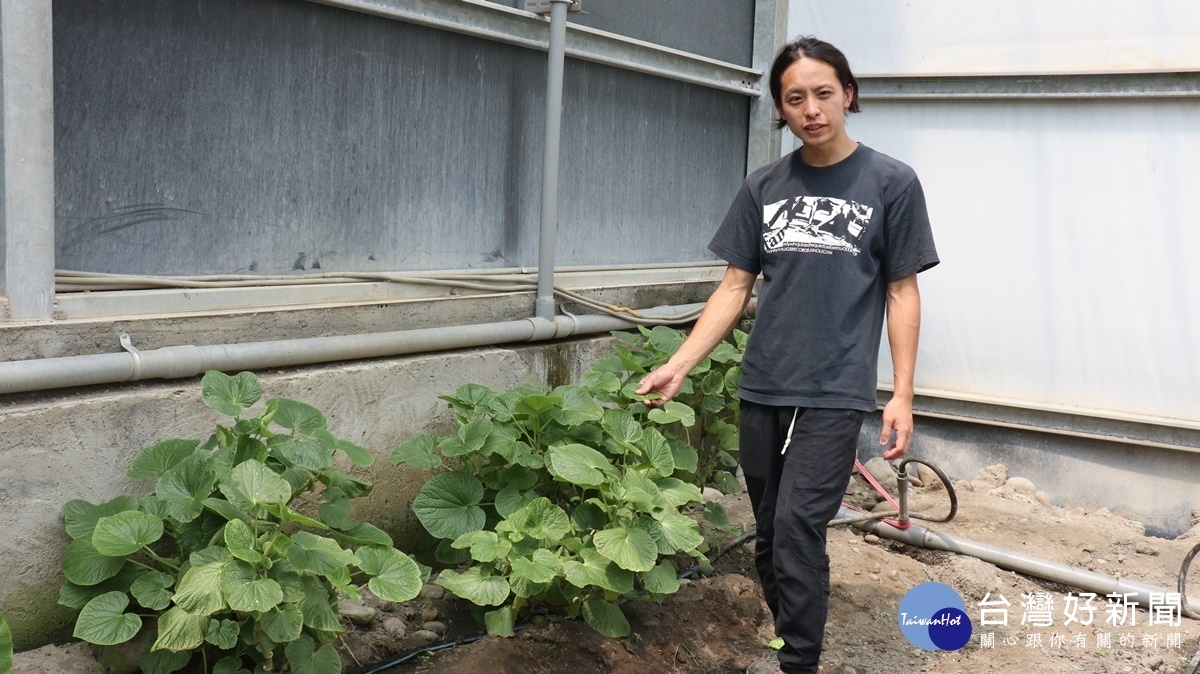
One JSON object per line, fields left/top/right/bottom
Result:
{"left": 636, "top": 36, "right": 939, "bottom": 674}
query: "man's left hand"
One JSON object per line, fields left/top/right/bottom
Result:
{"left": 879, "top": 396, "right": 914, "bottom": 460}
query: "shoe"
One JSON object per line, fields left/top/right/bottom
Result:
{"left": 746, "top": 652, "right": 781, "bottom": 674}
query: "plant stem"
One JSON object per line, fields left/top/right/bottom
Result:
{"left": 254, "top": 622, "right": 273, "bottom": 672}
{"left": 142, "top": 549, "right": 179, "bottom": 571}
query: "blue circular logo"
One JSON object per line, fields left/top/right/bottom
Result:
{"left": 898, "top": 582, "right": 973, "bottom": 651}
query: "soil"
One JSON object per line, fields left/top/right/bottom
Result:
{"left": 14, "top": 463, "right": 1200, "bottom": 674}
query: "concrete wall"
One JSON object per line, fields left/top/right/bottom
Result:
{"left": 0, "top": 334, "right": 616, "bottom": 650}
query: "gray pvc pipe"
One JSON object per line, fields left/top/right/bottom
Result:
{"left": 0, "top": 303, "right": 706, "bottom": 395}
{"left": 842, "top": 505, "right": 1200, "bottom": 619}
{"left": 535, "top": 0, "right": 570, "bottom": 322}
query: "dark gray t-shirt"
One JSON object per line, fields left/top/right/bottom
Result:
{"left": 708, "top": 143, "right": 939, "bottom": 411}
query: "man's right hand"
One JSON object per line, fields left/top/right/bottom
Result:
{"left": 635, "top": 367, "right": 687, "bottom": 407}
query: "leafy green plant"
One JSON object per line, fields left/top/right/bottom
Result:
{"left": 390, "top": 379, "right": 710, "bottom": 638}
{"left": 0, "top": 612, "right": 11, "bottom": 674}
{"left": 59, "top": 371, "right": 425, "bottom": 674}
{"left": 589, "top": 326, "right": 746, "bottom": 495}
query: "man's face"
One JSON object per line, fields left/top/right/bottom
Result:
{"left": 775, "top": 57, "right": 854, "bottom": 151}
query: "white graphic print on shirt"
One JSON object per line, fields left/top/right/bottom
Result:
{"left": 762, "top": 196, "right": 873, "bottom": 256}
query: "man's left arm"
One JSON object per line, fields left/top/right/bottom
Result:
{"left": 879, "top": 274, "right": 921, "bottom": 460}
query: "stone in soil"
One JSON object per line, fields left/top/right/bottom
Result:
{"left": 339, "top": 599, "right": 378, "bottom": 626}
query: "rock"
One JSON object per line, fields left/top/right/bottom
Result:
{"left": 420, "top": 605, "right": 439, "bottom": 622}
{"left": 360, "top": 588, "right": 396, "bottom": 612}
{"left": 422, "top": 621, "right": 447, "bottom": 637}
{"left": 1034, "top": 490, "right": 1053, "bottom": 507}
{"left": 863, "top": 534, "right": 880, "bottom": 544}
{"left": 868, "top": 573, "right": 880, "bottom": 581}
{"left": 907, "top": 495, "right": 936, "bottom": 514}
{"left": 338, "top": 599, "right": 377, "bottom": 626}
{"left": 972, "top": 464, "right": 1007, "bottom": 489}
{"left": 871, "top": 501, "right": 894, "bottom": 514}
{"left": 1136, "top": 543, "right": 1159, "bottom": 556}
{"left": 1005, "top": 477, "right": 1036, "bottom": 493}
{"left": 888, "top": 569, "right": 899, "bottom": 580}
{"left": 914, "top": 463, "right": 943, "bottom": 491}
{"left": 1066, "top": 507, "right": 1085, "bottom": 517}
{"left": 410, "top": 629, "right": 440, "bottom": 645}
{"left": 701, "top": 487, "right": 724, "bottom": 502}
{"left": 382, "top": 617, "right": 408, "bottom": 637}
{"left": 419, "top": 583, "right": 445, "bottom": 600}
{"left": 863, "top": 458, "right": 899, "bottom": 491}
{"left": 953, "top": 480, "right": 974, "bottom": 493}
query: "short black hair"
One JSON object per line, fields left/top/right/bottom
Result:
{"left": 769, "top": 36, "right": 861, "bottom": 130}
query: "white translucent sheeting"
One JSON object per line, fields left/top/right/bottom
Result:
{"left": 790, "top": 0, "right": 1200, "bottom": 76}
{"left": 859, "top": 99, "right": 1199, "bottom": 426}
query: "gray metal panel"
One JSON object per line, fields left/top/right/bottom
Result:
{"left": 516, "top": 0, "right": 756, "bottom": 67}
{"left": 1, "top": 0, "right": 55, "bottom": 320}
{"left": 53, "top": 0, "right": 746, "bottom": 276}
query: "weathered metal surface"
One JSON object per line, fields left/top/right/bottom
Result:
{"left": 53, "top": 0, "right": 748, "bottom": 276}
{"left": 314, "top": 0, "right": 760, "bottom": 95}
{"left": 0, "top": 0, "right": 55, "bottom": 321}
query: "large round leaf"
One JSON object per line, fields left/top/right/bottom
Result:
{"left": 545, "top": 444, "right": 611, "bottom": 487}
{"left": 484, "top": 606, "right": 516, "bottom": 637}
{"left": 582, "top": 597, "right": 630, "bottom": 638}
{"left": 156, "top": 454, "right": 216, "bottom": 523}
{"left": 436, "top": 567, "right": 510, "bottom": 607}
{"left": 62, "top": 538, "right": 126, "bottom": 586}
{"left": 219, "top": 459, "right": 292, "bottom": 511}
{"left": 201, "top": 371, "right": 263, "bottom": 417}
{"left": 152, "top": 607, "right": 206, "bottom": 653}
{"left": 130, "top": 571, "right": 175, "bottom": 611}
{"left": 554, "top": 385, "right": 604, "bottom": 425}
{"left": 654, "top": 510, "right": 704, "bottom": 552}
{"left": 641, "top": 560, "right": 681, "bottom": 595}
{"left": 138, "top": 649, "right": 191, "bottom": 674}
{"left": 269, "top": 398, "right": 327, "bottom": 436}
{"left": 92, "top": 511, "right": 164, "bottom": 557}
{"left": 356, "top": 546, "right": 423, "bottom": 602}
{"left": 172, "top": 559, "right": 230, "bottom": 616}
{"left": 601, "top": 408, "right": 641, "bottom": 445}
{"left": 220, "top": 560, "right": 283, "bottom": 612}
{"left": 411, "top": 471, "right": 485, "bottom": 540}
{"left": 73, "top": 591, "right": 142, "bottom": 646}
{"left": 507, "top": 498, "right": 570, "bottom": 541}
{"left": 641, "top": 427, "right": 675, "bottom": 477}
{"left": 494, "top": 485, "right": 536, "bottom": 519}
{"left": 618, "top": 470, "right": 661, "bottom": 507}
{"left": 510, "top": 548, "right": 561, "bottom": 585}
{"left": 451, "top": 531, "right": 511, "bottom": 563}
{"left": 286, "top": 531, "right": 358, "bottom": 576}
{"left": 127, "top": 439, "right": 201, "bottom": 481}
{"left": 592, "top": 526, "right": 657, "bottom": 572}
{"left": 389, "top": 435, "right": 442, "bottom": 471}
{"left": 204, "top": 619, "right": 240, "bottom": 650}
{"left": 260, "top": 604, "right": 303, "bottom": 643}
{"left": 62, "top": 495, "right": 140, "bottom": 540}
{"left": 647, "top": 401, "right": 696, "bottom": 427}
{"left": 285, "top": 634, "right": 343, "bottom": 674}
{"left": 561, "top": 548, "right": 634, "bottom": 595}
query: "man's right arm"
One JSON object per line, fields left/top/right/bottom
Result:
{"left": 635, "top": 264, "right": 757, "bottom": 405}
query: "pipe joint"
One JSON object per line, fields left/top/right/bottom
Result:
{"left": 525, "top": 317, "right": 560, "bottom": 342}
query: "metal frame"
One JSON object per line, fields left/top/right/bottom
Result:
{"left": 746, "top": 0, "right": 786, "bottom": 172}
{"left": 0, "top": 0, "right": 54, "bottom": 322}
{"left": 878, "top": 389, "right": 1200, "bottom": 454}
{"left": 310, "top": 0, "right": 761, "bottom": 96}
{"left": 859, "top": 71, "right": 1200, "bottom": 100}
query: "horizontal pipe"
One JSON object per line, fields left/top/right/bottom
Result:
{"left": 309, "top": 0, "right": 760, "bottom": 96}
{"left": 0, "top": 303, "right": 706, "bottom": 395}
{"left": 844, "top": 506, "right": 1200, "bottom": 619}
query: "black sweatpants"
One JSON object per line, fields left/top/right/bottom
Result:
{"left": 739, "top": 401, "right": 864, "bottom": 674}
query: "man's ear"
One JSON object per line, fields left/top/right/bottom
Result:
{"left": 844, "top": 84, "right": 854, "bottom": 110}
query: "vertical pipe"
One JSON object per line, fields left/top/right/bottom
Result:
{"left": 0, "top": 0, "right": 55, "bottom": 321}
{"left": 535, "top": 0, "right": 570, "bottom": 321}
{"left": 746, "top": 0, "right": 787, "bottom": 173}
